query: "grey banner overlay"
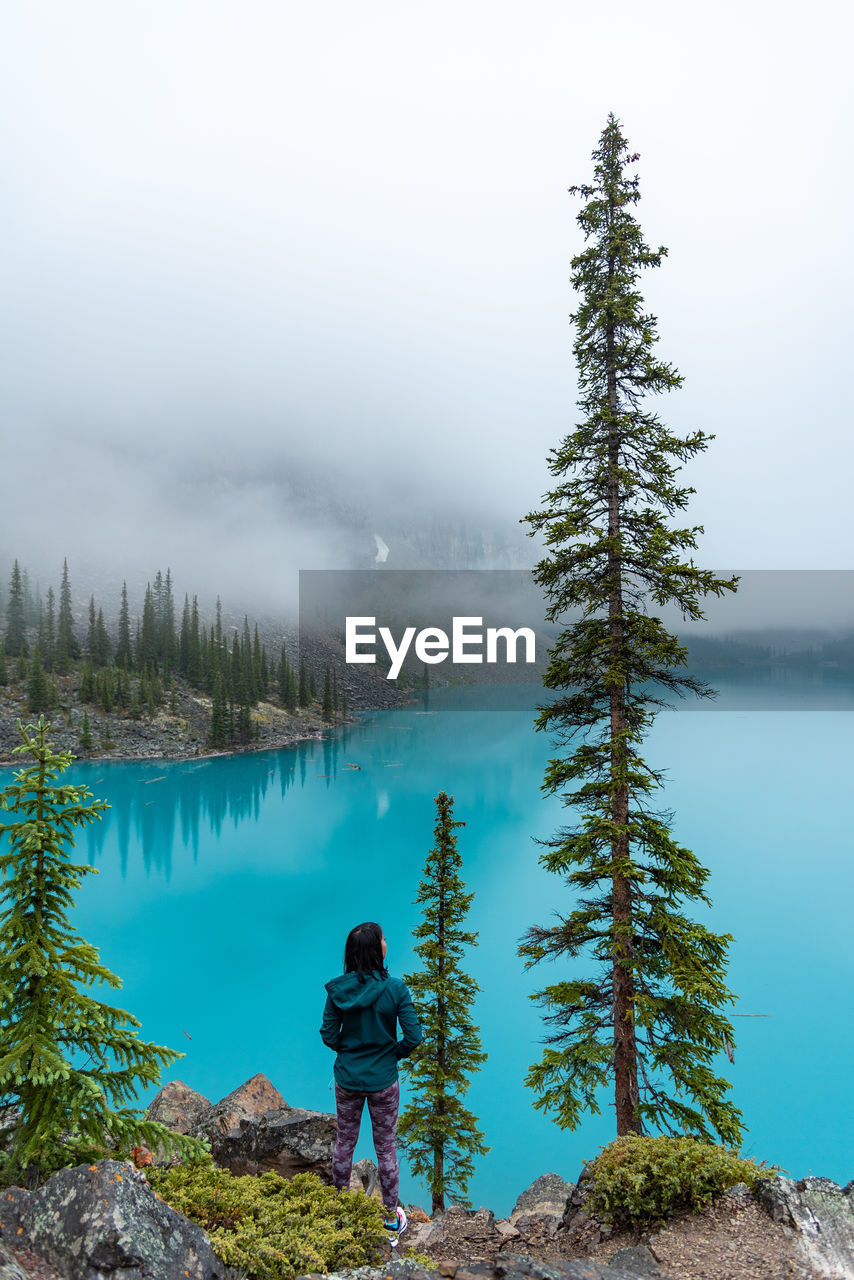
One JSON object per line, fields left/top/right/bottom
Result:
{"left": 299, "top": 569, "right": 854, "bottom": 711}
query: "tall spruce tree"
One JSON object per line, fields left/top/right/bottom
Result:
{"left": 86, "top": 595, "right": 98, "bottom": 661}
{"left": 209, "top": 673, "right": 228, "bottom": 748}
{"left": 161, "top": 569, "right": 177, "bottom": 671}
{"left": 78, "top": 708, "right": 94, "bottom": 752}
{"left": 116, "top": 582, "right": 132, "bottom": 669}
{"left": 520, "top": 115, "right": 742, "bottom": 1144}
{"left": 55, "top": 558, "right": 80, "bottom": 673}
{"left": 43, "top": 587, "right": 56, "bottom": 671}
{"left": 5, "top": 561, "right": 28, "bottom": 658}
{"left": 187, "top": 596, "right": 202, "bottom": 687}
{"left": 0, "top": 719, "right": 203, "bottom": 1182}
{"left": 398, "top": 792, "right": 488, "bottom": 1213}
{"left": 139, "top": 585, "right": 157, "bottom": 672}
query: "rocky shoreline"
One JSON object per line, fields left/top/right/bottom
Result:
{"left": 0, "top": 652, "right": 415, "bottom": 767}
{"left": 2, "top": 1074, "right": 851, "bottom": 1280}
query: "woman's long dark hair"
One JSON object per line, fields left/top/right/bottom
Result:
{"left": 344, "top": 921, "right": 388, "bottom": 982}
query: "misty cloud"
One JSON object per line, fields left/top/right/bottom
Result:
{"left": 2, "top": 1, "right": 851, "bottom": 615}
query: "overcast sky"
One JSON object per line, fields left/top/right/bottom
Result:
{"left": 2, "top": 1, "right": 851, "bottom": 613}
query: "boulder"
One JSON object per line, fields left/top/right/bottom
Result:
{"left": 560, "top": 1163, "right": 595, "bottom": 1232}
{"left": 206, "top": 1106, "right": 337, "bottom": 1180}
{"left": 756, "top": 1175, "right": 854, "bottom": 1278}
{"left": 0, "top": 1241, "right": 31, "bottom": 1280}
{"left": 0, "top": 1188, "right": 32, "bottom": 1240}
{"left": 144, "top": 1080, "right": 212, "bottom": 1135}
{"left": 199, "top": 1073, "right": 287, "bottom": 1138}
{"left": 349, "top": 1157, "right": 382, "bottom": 1200}
{"left": 20, "top": 1159, "right": 225, "bottom": 1280}
{"left": 510, "top": 1174, "right": 574, "bottom": 1224}
{"left": 608, "top": 1245, "right": 667, "bottom": 1277}
{"left": 508, "top": 1213, "right": 562, "bottom": 1249}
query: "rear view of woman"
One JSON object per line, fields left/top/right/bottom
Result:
{"left": 320, "top": 921, "right": 422, "bottom": 1241}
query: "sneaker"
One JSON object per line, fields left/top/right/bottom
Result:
{"left": 383, "top": 1206, "right": 407, "bottom": 1243}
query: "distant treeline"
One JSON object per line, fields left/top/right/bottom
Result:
{"left": 0, "top": 558, "right": 346, "bottom": 749}
{"left": 684, "top": 632, "right": 854, "bottom": 670}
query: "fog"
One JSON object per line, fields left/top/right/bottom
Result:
{"left": 2, "top": 1, "right": 851, "bottom": 622}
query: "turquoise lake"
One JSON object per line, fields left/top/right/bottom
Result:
{"left": 6, "top": 679, "right": 853, "bottom": 1216}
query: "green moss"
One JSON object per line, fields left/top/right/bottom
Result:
{"left": 148, "top": 1163, "right": 386, "bottom": 1279}
{"left": 585, "top": 1134, "right": 778, "bottom": 1227}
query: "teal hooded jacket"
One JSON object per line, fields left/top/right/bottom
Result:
{"left": 320, "top": 970, "right": 422, "bottom": 1092}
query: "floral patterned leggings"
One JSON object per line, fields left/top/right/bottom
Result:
{"left": 332, "top": 1080, "right": 400, "bottom": 1211}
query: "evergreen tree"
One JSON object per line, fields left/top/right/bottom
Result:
{"left": 129, "top": 683, "right": 143, "bottom": 721}
{"left": 178, "top": 594, "right": 191, "bottom": 676}
{"left": 231, "top": 633, "right": 246, "bottom": 705}
{"left": 116, "top": 582, "right": 132, "bottom": 668}
{"left": 520, "top": 115, "right": 742, "bottom": 1144}
{"left": 260, "top": 642, "right": 269, "bottom": 699}
{"left": 43, "top": 588, "right": 56, "bottom": 671}
{"left": 78, "top": 709, "right": 94, "bottom": 752}
{"left": 252, "top": 624, "right": 263, "bottom": 700}
{"left": 115, "top": 669, "right": 130, "bottom": 710}
{"left": 21, "top": 569, "right": 37, "bottom": 629}
{"left": 80, "top": 659, "right": 96, "bottom": 703}
{"left": 0, "top": 719, "right": 203, "bottom": 1182}
{"left": 242, "top": 617, "right": 255, "bottom": 704}
{"left": 298, "top": 658, "right": 308, "bottom": 707}
{"left": 0, "top": 641, "right": 7, "bottom": 687}
{"left": 332, "top": 669, "right": 339, "bottom": 717}
{"left": 162, "top": 569, "right": 177, "bottom": 672}
{"left": 26, "top": 647, "right": 50, "bottom": 713}
{"left": 5, "top": 560, "right": 28, "bottom": 658}
{"left": 278, "top": 646, "right": 297, "bottom": 712}
{"left": 187, "top": 596, "right": 202, "bottom": 686}
{"left": 55, "top": 559, "right": 80, "bottom": 672}
{"left": 398, "top": 792, "right": 488, "bottom": 1213}
{"left": 308, "top": 668, "right": 317, "bottom": 701}
{"left": 209, "top": 673, "right": 228, "bottom": 749}
{"left": 95, "top": 609, "right": 111, "bottom": 667}
{"left": 237, "top": 703, "right": 253, "bottom": 745}
{"left": 152, "top": 570, "right": 164, "bottom": 654}
{"left": 86, "top": 595, "right": 98, "bottom": 662}
{"left": 341, "top": 690, "right": 348, "bottom": 719}
{"left": 139, "top": 585, "right": 157, "bottom": 672}
{"left": 199, "top": 627, "right": 209, "bottom": 685}
{"left": 322, "top": 666, "right": 333, "bottom": 722}
{"left": 97, "top": 669, "right": 114, "bottom": 715}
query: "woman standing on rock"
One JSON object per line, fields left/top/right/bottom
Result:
{"left": 320, "top": 921, "right": 422, "bottom": 1242}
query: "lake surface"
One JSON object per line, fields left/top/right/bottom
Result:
{"left": 5, "top": 680, "right": 853, "bottom": 1215}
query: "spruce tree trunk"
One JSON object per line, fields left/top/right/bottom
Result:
{"left": 433, "top": 867, "right": 446, "bottom": 1214}
{"left": 606, "top": 232, "right": 640, "bottom": 1137}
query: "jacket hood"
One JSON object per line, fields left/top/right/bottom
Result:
{"left": 325, "top": 971, "right": 390, "bottom": 1011}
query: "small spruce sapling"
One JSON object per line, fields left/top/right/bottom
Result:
{"left": 398, "top": 792, "right": 488, "bottom": 1212}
